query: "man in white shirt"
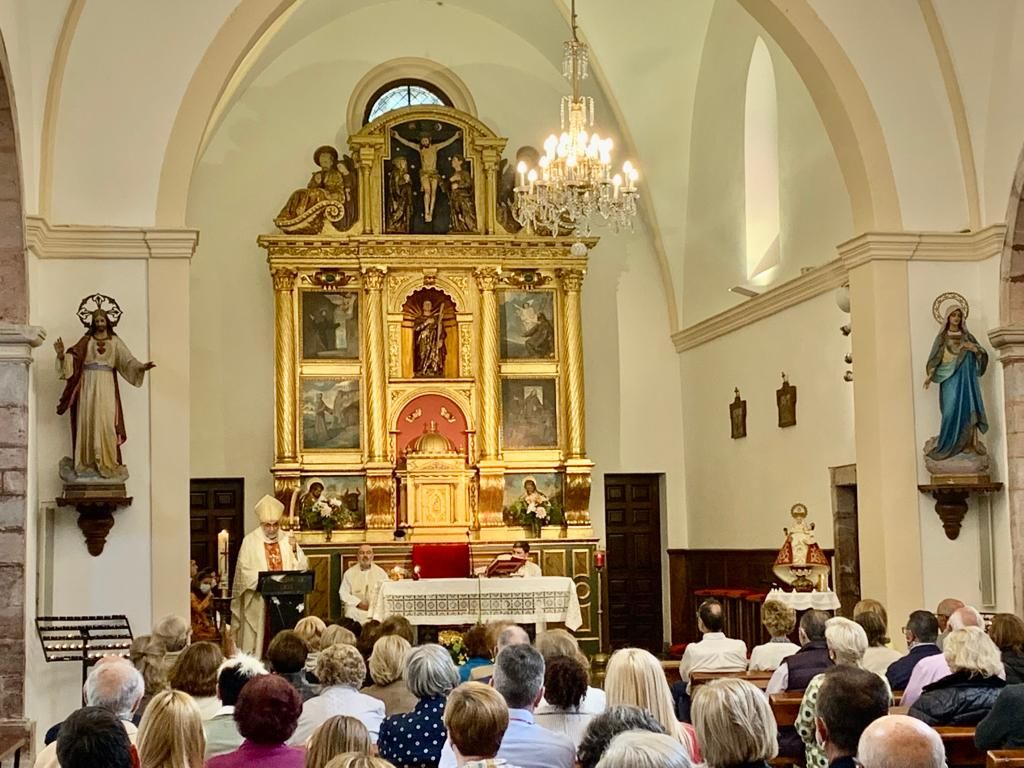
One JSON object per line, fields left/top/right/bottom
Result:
{"left": 512, "top": 541, "right": 543, "bottom": 577}
{"left": 902, "top": 605, "right": 989, "bottom": 706}
{"left": 679, "top": 598, "right": 748, "bottom": 681}
{"left": 339, "top": 543, "right": 388, "bottom": 624}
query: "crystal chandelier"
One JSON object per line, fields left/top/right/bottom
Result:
{"left": 513, "top": 0, "right": 639, "bottom": 237}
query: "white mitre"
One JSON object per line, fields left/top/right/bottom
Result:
{"left": 255, "top": 494, "right": 285, "bottom": 523}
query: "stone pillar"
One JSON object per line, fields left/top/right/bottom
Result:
{"left": 474, "top": 267, "right": 503, "bottom": 526}
{"left": 0, "top": 324, "right": 43, "bottom": 722}
{"left": 363, "top": 267, "right": 393, "bottom": 531}
{"left": 272, "top": 268, "right": 298, "bottom": 467}
{"left": 989, "top": 326, "right": 1024, "bottom": 610}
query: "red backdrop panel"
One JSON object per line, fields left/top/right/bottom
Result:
{"left": 396, "top": 394, "right": 468, "bottom": 455}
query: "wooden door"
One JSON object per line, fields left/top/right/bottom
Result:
{"left": 190, "top": 478, "right": 245, "bottom": 581}
{"left": 831, "top": 465, "right": 860, "bottom": 617}
{"left": 605, "top": 474, "right": 664, "bottom": 653}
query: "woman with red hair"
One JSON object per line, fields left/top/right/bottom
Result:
{"left": 207, "top": 675, "right": 305, "bottom": 768}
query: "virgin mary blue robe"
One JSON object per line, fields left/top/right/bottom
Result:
{"left": 926, "top": 329, "right": 988, "bottom": 460}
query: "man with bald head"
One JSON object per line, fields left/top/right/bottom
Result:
{"left": 902, "top": 605, "right": 990, "bottom": 706}
{"left": 936, "top": 597, "right": 965, "bottom": 647}
{"left": 469, "top": 622, "right": 531, "bottom": 683}
{"left": 340, "top": 543, "right": 388, "bottom": 623}
{"left": 856, "top": 714, "right": 945, "bottom": 768}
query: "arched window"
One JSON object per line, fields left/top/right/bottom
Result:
{"left": 364, "top": 79, "right": 452, "bottom": 124}
{"left": 744, "top": 38, "right": 781, "bottom": 285}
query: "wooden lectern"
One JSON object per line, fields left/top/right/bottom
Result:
{"left": 257, "top": 570, "right": 315, "bottom": 641}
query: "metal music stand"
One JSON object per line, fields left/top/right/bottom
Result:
{"left": 35, "top": 615, "right": 133, "bottom": 702}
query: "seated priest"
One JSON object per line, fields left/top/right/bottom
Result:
{"left": 340, "top": 544, "right": 388, "bottom": 624}
{"left": 231, "top": 495, "right": 309, "bottom": 656}
{"left": 512, "top": 541, "right": 543, "bottom": 578}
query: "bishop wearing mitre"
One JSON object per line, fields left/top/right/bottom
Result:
{"left": 231, "top": 495, "right": 308, "bottom": 656}
{"left": 340, "top": 544, "right": 388, "bottom": 624}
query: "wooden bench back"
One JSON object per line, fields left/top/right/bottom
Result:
{"left": 935, "top": 726, "right": 984, "bottom": 766}
{"left": 769, "top": 693, "right": 803, "bottom": 727}
{"left": 690, "top": 669, "right": 773, "bottom": 690}
{"left": 987, "top": 750, "right": 1024, "bottom": 768}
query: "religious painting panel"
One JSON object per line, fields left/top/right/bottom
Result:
{"left": 300, "top": 290, "right": 360, "bottom": 360}
{"left": 301, "top": 377, "right": 361, "bottom": 450}
{"left": 501, "top": 377, "right": 558, "bottom": 449}
{"left": 295, "top": 475, "right": 366, "bottom": 530}
{"left": 499, "top": 290, "right": 556, "bottom": 360}
{"left": 503, "top": 472, "right": 565, "bottom": 527}
{"left": 401, "top": 288, "right": 459, "bottom": 378}
{"left": 385, "top": 119, "right": 476, "bottom": 235}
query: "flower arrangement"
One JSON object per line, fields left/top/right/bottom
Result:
{"left": 312, "top": 497, "right": 345, "bottom": 535}
{"left": 506, "top": 494, "right": 564, "bottom": 537}
{"left": 439, "top": 629, "right": 468, "bottom": 666}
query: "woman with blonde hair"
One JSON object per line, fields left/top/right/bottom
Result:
{"left": 168, "top": 641, "right": 223, "bottom": 719}
{"left": 909, "top": 626, "right": 1006, "bottom": 726}
{"left": 604, "top": 648, "right": 698, "bottom": 760}
{"left": 362, "top": 634, "right": 416, "bottom": 715}
{"left": 692, "top": 678, "right": 777, "bottom": 768}
{"left": 856, "top": 611, "right": 901, "bottom": 678}
{"left": 136, "top": 689, "right": 206, "bottom": 768}
{"left": 748, "top": 601, "right": 799, "bottom": 671}
{"left": 305, "top": 716, "right": 372, "bottom": 768}
{"left": 296, "top": 616, "right": 328, "bottom": 677}
{"left": 323, "top": 756, "right": 392, "bottom": 768}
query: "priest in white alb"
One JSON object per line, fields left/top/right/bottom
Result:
{"left": 340, "top": 544, "right": 388, "bottom": 624}
{"left": 231, "top": 495, "right": 308, "bottom": 656}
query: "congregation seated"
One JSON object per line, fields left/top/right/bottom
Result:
{"left": 168, "top": 639, "right": 224, "bottom": 719}
{"left": 678, "top": 598, "right": 747, "bottom": 681}
{"left": 204, "top": 653, "right": 268, "bottom": 759}
{"left": 324, "top": 755, "right": 392, "bottom": 768}
{"left": 691, "top": 677, "right": 777, "bottom": 768}
{"left": 55, "top": 707, "right": 137, "bottom": 768}
{"left": 136, "top": 689, "right": 206, "bottom": 767}
{"left": 469, "top": 622, "right": 530, "bottom": 683}
{"left": 975, "top": 683, "right": 1024, "bottom": 749}
{"left": 341, "top": 544, "right": 389, "bottom": 624}
{"left": 605, "top": 647, "right": 699, "bottom": 759}
{"left": 856, "top": 714, "right": 945, "bottom": 768}
{"left": 576, "top": 706, "right": 668, "bottom": 768}
{"left": 37, "top": 657, "right": 144, "bottom": 768}
{"left": 936, "top": 598, "right": 967, "bottom": 648}
{"left": 152, "top": 614, "right": 191, "bottom": 668}
{"left": 291, "top": 643, "right": 386, "bottom": 746}
{"left": 363, "top": 635, "right": 417, "bottom": 716}
{"left": 439, "top": 642, "right": 576, "bottom": 768}
{"left": 268, "top": 630, "right": 320, "bottom": 702}
{"left": 127, "top": 634, "right": 169, "bottom": 725}
{"left": 886, "top": 609, "right": 942, "bottom": 692}
{"left": 903, "top": 606, "right": 987, "bottom": 706}
{"left": 377, "top": 643, "right": 461, "bottom": 767}
{"left": 595, "top": 730, "right": 692, "bottom": 768}
{"left": 535, "top": 628, "right": 606, "bottom": 713}
{"left": 766, "top": 608, "right": 833, "bottom": 694}
{"left": 380, "top": 614, "right": 416, "bottom": 645}
{"left": 208, "top": 675, "right": 305, "bottom": 768}
{"left": 748, "top": 600, "right": 799, "bottom": 672}
{"left": 853, "top": 600, "right": 902, "bottom": 679}
{"left": 989, "top": 614, "right": 1024, "bottom": 684}
{"left": 813, "top": 666, "right": 891, "bottom": 768}
{"left": 457, "top": 624, "right": 492, "bottom": 682}
{"left": 908, "top": 626, "right": 1006, "bottom": 727}
{"left": 534, "top": 655, "right": 597, "bottom": 746}
{"left": 305, "top": 715, "right": 373, "bottom": 768}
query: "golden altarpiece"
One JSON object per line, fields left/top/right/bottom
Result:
{"left": 258, "top": 106, "right": 601, "bottom": 651}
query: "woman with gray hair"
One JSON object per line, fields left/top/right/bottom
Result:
{"left": 290, "top": 643, "right": 386, "bottom": 747}
{"left": 377, "top": 643, "right": 460, "bottom": 767}
{"left": 692, "top": 678, "right": 777, "bottom": 768}
{"left": 596, "top": 731, "right": 693, "bottom": 768}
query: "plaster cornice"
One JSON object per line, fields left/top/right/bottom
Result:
{"left": 0, "top": 324, "right": 46, "bottom": 363}
{"left": 673, "top": 225, "right": 1006, "bottom": 353}
{"left": 25, "top": 216, "right": 198, "bottom": 260}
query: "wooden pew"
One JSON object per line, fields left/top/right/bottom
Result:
{"left": 769, "top": 692, "right": 803, "bottom": 727}
{"left": 936, "top": 726, "right": 985, "bottom": 767}
{"left": 661, "top": 660, "right": 681, "bottom": 686}
{"left": 987, "top": 750, "right": 1024, "bottom": 768}
{"left": 691, "top": 669, "right": 774, "bottom": 690}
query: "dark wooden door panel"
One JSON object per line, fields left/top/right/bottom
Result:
{"left": 604, "top": 473, "right": 663, "bottom": 653}
{"left": 190, "top": 478, "right": 245, "bottom": 581}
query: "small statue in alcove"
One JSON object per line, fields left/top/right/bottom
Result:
{"left": 387, "top": 155, "right": 414, "bottom": 233}
{"left": 446, "top": 154, "right": 477, "bottom": 233}
{"left": 414, "top": 299, "right": 447, "bottom": 377}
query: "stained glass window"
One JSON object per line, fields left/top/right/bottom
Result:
{"left": 365, "top": 80, "right": 452, "bottom": 124}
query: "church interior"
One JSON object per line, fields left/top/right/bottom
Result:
{"left": 5, "top": 0, "right": 1024, "bottom": 763}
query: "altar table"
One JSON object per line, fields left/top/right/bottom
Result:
{"left": 368, "top": 576, "right": 583, "bottom": 631}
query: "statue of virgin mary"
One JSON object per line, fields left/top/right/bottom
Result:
{"left": 923, "top": 293, "right": 989, "bottom": 465}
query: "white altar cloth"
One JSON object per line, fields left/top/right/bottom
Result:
{"left": 369, "top": 576, "right": 583, "bottom": 631}
{"left": 764, "top": 588, "right": 841, "bottom": 611}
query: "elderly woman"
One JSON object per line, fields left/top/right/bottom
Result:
{"left": 136, "top": 689, "right": 206, "bottom": 768}
{"left": 748, "top": 601, "right": 799, "bottom": 671}
{"left": 535, "top": 655, "right": 597, "bottom": 747}
{"left": 268, "top": 630, "right": 319, "bottom": 702}
{"left": 305, "top": 715, "right": 372, "bottom": 768}
{"left": 536, "top": 628, "right": 606, "bottom": 713}
{"left": 856, "top": 612, "right": 902, "bottom": 678}
{"left": 604, "top": 647, "right": 698, "bottom": 760}
{"left": 909, "top": 626, "right": 1006, "bottom": 726}
{"left": 692, "top": 678, "right": 777, "bottom": 768}
{"left": 795, "top": 617, "right": 890, "bottom": 768}
{"left": 378, "top": 643, "right": 461, "bottom": 768}
{"left": 168, "top": 640, "right": 223, "bottom": 719}
{"left": 596, "top": 731, "right": 693, "bottom": 768}
{"left": 291, "top": 643, "right": 386, "bottom": 746}
{"left": 295, "top": 616, "right": 328, "bottom": 678}
{"left": 362, "top": 635, "right": 416, "bottom": 715}
{"left": 208, "top": 675, "right": 305, "bottom": 768}
{"left": 129, "top": 635, "right": 169, "bottom": 723}
{"left": 576, "top": 706, "right": 668, "bottom": 768}
{"left": 988, "top": 613, "right": 1024, "bottom": 684}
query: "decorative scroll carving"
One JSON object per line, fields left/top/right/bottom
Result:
{"left": 363, "top": 266, "right": 387, "bottom": 290}
{"left": 388, "top": 323, "right": 401, "bottom": 378}
{"left": 557, "top": 267, "right": 585, "bottom": 292}
{"left": 366, "top": 473, "right": 395, "bottom": 529}
{"left": 459, "top": 325, "right": 473, "bottom": 377}
{"left": 500, "top": 269, "right": 551, "bottom": 290}
{"left": 272, "top": 268, "right": 298, "bottom": 292}
{"left": 302, "top": 269, "right": 355, "bottom": 289}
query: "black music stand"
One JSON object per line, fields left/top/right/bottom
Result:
{"left": 257, "top": 570, "right": 315, "bottom": 642}
{"left": 35, "top": 615, "right": 133, "bottom": 702}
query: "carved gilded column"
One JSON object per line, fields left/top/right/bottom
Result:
{"left": 272, "top": 267, "right": 298, "bottom": 465}
{"left": 363, "top": 266, "right": 393, "bottom": 530}
{"left": 481, "top": 147, "right": 500, "bottom": 235}
{"left": 559, "top": 267, "right": 592, "bottom": 525}
{"left": 475, "top": 266, "right": 504, "bottom": 526}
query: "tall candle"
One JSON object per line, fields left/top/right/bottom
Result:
{"left": 218, "top": 529, "right": 230, "bottom": 597}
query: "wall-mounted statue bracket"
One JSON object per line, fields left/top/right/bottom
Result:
{"left": 917, "top": 481, "right": 1003, "bottom": 540}
{"left": 55, "top": 493, "right": 133, "bottom": 556}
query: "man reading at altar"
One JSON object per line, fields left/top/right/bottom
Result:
{"left": 231, "top": 495, "right": 309, "bottom": 656}
{"left": 340, "top": 544, "right": 388, "bottom": 624}
{"left": 511, "top": 541, "right": 542, "bottom": 578}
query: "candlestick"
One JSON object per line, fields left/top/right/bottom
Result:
{"left": 217, "top": 529, "right": 230, "bottom": 598}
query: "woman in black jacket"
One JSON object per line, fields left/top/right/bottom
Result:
{"left": 989, "top": 613, "right": 1024, "bottom": 684}
{"left": 909, "top": 626, "right": 1005, "bottom": 726}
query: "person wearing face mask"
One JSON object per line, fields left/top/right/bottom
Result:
{"left": 232, "top": 495, "right": 309, "bottom": 656}
{"left": 190, "top": 567, "right": 220, "bottom": 642}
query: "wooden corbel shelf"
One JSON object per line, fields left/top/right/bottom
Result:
{"left": 55, "top": 495, "right": 133, "bottom": 556}
{"left": 917, "top": 481, "right": 1003, "bottom": 540}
